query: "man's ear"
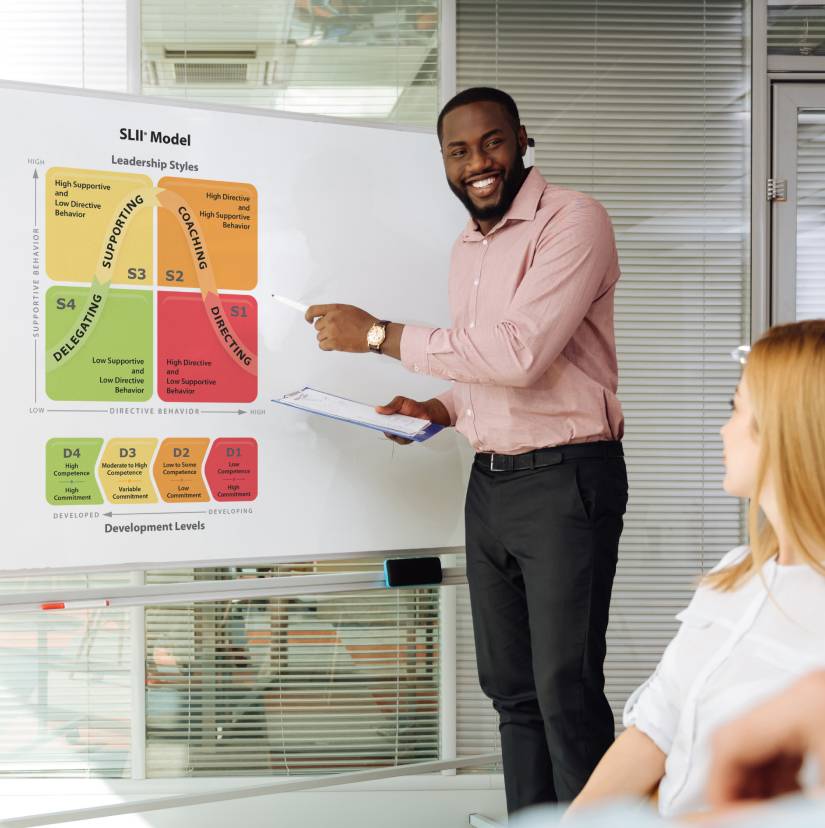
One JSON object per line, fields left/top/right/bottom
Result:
{"left": 517, "top": 125, "right": 528, "bottom": 157}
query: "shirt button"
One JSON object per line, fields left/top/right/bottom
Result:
{"left": 469, "top": 321, "right": 475, "bottom": 328}
{"left": 413, "top": 365, "right": 419, "bottom": 372}
{"left": 466, "top": 409, "right": 473, "bottom": 417}
{"left": 474, "top": 279, "right": 479, "bottom": 286}
{"left": 482, "top": 239, "right": 488, "bottom": 246}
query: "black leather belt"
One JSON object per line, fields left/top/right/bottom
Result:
{"left": 476, "top": 440, "right": 623, "bottom": 473}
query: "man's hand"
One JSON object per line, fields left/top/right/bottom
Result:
{"left": 376, "top": 396, "right": 451, "bottom": 445}
{"left": 707, "top": 671, "right": 825, "bottom": 808}
{"left": 305, "top": 304, "right": 376, "bottom": 353}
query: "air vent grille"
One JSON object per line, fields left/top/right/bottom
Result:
{"left": 173, "top": 62, "right": 248, "bottom": 84}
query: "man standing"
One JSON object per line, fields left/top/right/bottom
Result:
{"left": 305, "top": 87, "right": 627, "bottom": 813}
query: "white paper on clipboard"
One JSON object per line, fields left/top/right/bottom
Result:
{"left": 273, "top": 387, "right": 436, "bottom": 440}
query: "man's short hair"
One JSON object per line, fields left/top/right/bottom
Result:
{"left": 437, "top": 87, "right": 520, "bottom": 143}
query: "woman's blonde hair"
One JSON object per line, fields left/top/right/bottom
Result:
{"left": 706, "top": 319, "right": 825, "bottom": 591}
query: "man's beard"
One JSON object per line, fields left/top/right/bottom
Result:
{"left": 448, "top": 158, "right": 527, "bottom": 224}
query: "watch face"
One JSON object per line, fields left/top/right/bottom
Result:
{"left": 368, "top": 324, "right": 385, "bottom": 348}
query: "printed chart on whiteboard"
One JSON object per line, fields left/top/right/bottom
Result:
{"left": 44, "top": 170, "right": 260, "bottom": 508}
{"left": 3, "top": 83, "right": 469, "bottom": 573}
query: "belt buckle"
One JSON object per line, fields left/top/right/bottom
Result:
{"left": 489, "top": 453, "right": 510, "bottom": 472}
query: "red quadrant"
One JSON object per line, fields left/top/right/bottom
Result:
{"left": 205, "top": 438, "right": 258, "bottom": 501}
{"left": 157, "top": 291, "right": 258, "bottom": 402}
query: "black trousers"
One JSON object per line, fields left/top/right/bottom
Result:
{"left": 465, "top": 442, "right": 627, "bottom": 813}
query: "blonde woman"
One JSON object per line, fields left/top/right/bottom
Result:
{"left": 568, "top": 319, "right": 825, "bottom": 819}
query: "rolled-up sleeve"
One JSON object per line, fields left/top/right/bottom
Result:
{"left": 623, "top": 637, "right": 682, "bottom": 755}
{"left": 398, "top": 329, "right": 457, "bottom": 426}
{"left": 434, "top": 386, "right": 457, "bottom": 426}
{"left": 400, "top": 324, "right": 437, "bottom": 375}
{"left": 400, "top": 199, "right": 615, "bottom": 388}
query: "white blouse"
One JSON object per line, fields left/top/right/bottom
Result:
{"left": 623, "top": 545, "right": 825, "bottom": 818}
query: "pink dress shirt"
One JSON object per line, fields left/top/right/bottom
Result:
{"left": 400, "top": 167, "right": 624, "bottom": 454}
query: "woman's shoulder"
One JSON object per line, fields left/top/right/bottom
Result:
{"left": 674, "top": 547, "right": 753, "bottom": 625}
{"left": 708, "top": 545, "right": 751, "bottom": 574}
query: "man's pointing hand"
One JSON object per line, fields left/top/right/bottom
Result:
{"left": 305, "top": 304, "right": 377, "bottom": 353}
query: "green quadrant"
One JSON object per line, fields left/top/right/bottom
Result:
{"left": 46, "top": 286, "right": 153, "bottom": 401}
{"left": 46, "top": 438, "right": 104, "bottom": 505}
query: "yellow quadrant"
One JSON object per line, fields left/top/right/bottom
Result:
{"left": 98, "top": 438, "right": 158, "bottom": 504}
{"left": 46, "top": 167, "right": 154, "bottom": 285}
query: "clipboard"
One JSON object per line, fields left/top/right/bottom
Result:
{"left": 272, "top": 387, "right": 444, "bottom": 443}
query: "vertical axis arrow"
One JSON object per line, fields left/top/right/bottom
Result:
{"left": 33, "top": 168, "right": 40, "bottom": 404}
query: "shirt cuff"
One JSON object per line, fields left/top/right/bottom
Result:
{"left": 400, "top": 324, "right": 437, "bottom": 375}
{"left": 626, "top": 714, "right": 673, "bottom": 757}
{"left": 623, "top": 687, "right": 674, "bottom": 756}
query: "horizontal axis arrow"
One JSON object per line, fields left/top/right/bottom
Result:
{"left": 199, "top": 409, "right": 247, "bottom": 415}
{"left": 104, "top": 510, "right": 209, "bottom": 518}
{"left": 47, "top": 408, "right": 108, "bottom": 413}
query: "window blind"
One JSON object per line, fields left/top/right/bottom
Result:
{"left": 140, "top": 0, "right": 440, "bottom": 125}
{"left": 796, "top": 111, "right": 825, "bottom": 319}
{"left": 455, "top": 585, "right": 500, "bottom": 765}
{"left": 144, "top": 561, "right": 440, "bottom": 776}
{"left": 455, "top": 0, "right": 750, "bottom": 761}
{"left": 0, "top": 0, "right": 127, "bottom": 91}
{"left": 767, "top": 3, "right": 825, "bottom": 57}
{"left": 0, "top": 573, "right": 132, "bottom": 777}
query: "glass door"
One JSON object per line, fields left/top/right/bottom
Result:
{"left": 772, "top": 84, "right": 825, "bottom": 322}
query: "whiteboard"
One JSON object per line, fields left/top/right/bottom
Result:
{"left": 0, "top": 82, "right": 471, "bottom": 574}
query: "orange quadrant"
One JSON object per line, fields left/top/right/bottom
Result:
{"left": 152, "top": 438, "right": 210, "bottom": 503}
{"left": 157, "top": 177, "right": 257, "bottom": 291}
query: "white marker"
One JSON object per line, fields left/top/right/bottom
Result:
{"left": 41, "top": 599, "right": 111, "bottom": 611}
{"left": 271, "top": 294, "right": 309, "bottom": 314}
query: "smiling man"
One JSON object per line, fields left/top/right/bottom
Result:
{"left": 305, "top": 87, "right": 627, "bottom": 813}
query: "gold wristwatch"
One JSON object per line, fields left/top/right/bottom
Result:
{"left": 367, "top": 320, "right": 389, "bottom": 353}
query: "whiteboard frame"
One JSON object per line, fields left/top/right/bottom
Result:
{"left": 0, "top": 79, "right": 438, "bottom": 137}
{"left": 0, "top": 544, "right": 464, "bottom": 580}
{"left": 0, "top": 564, "right": 468, "bottom": 612}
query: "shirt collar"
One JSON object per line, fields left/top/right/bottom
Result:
{"left": 461, "top": 166, "right": 547, "bottom": 242}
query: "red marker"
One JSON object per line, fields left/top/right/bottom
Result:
{"left": 41, "top": 599, "right": 111, "bottom": 611}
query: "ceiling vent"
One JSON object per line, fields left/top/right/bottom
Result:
{"left": 143, "top": 44, "right": 288, "bottom": 87}
{"left": 173, "top": 63, "right": 248, "bottom": 84}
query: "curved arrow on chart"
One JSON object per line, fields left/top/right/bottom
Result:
{"left": 156, "top": 188, "right": 258, "bottom": 377}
